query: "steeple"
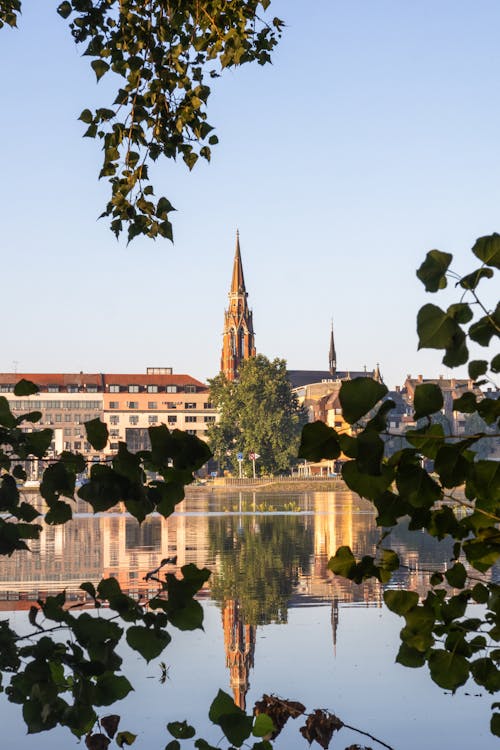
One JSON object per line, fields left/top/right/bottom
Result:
{"left": 230, "top": 230, "right": 246, "bottom": 294}
{"left": 329, "top": 320, "right": 336, "bottom": 376}
{"left": 221, "top": 232, "right": 256, "bottom": 381}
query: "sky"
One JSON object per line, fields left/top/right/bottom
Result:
{"left": 1, "top": 0, "right": 499, "bottom": 388}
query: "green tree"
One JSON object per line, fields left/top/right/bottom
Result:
{"left": 0, "top": 0, "right": 282, "bottom": 243}
{"left": 208, "top": 355, "right": 307, "bottom": 475}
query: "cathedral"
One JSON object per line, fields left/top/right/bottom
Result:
{"left": 220, "top": 231, "right": 256, "bottom": 381}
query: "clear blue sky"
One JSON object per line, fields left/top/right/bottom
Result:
{"left": 1, "top": 1, "right": 499, "bottom": 388}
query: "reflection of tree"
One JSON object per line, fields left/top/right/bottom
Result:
{"left": 209, "top": 515, "right": 314, "bottom": 625}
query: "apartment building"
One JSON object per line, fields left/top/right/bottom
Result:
{"left": 0, "top": 368, "right": 217, "bottom": 463}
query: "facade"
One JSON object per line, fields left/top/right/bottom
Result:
{"left": 0, "top": 368, "right": 217, "bottom": 467}
{"left": 220, "top": 231, "right": 256, "bottom": 381}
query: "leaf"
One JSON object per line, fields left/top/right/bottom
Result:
{"left": 85, "top": 418, "right": 109, "bottom": 450}
{"left": 447, "top": 302, "right": 473, "bottom": 324}
{"left": 13, "top": 379, "right": 39, "bottom": 396}
{"left": 416, "top": 249, "right": 452, "bottom": 292}
{"left": 468, "top": 360, "right": 488, "bottom": 380}
{"left": 416, "top": 304, "right": 461, "bottom": 350}
{"left": 85, "top": 734, "right": 110, "bottom": 750}
{"left": 428, "top": 649, "right": 469, "bottom": 691}
{"left": 444, "top": 562, "right": 467, "bottom": 589}
{"left": 25, "top": 429, "right": 53, "bottom": 458}
{"left": 57, "top": 1, "right": 72, "bottom": 19}
{"left": 491, "top": 713, "right": 500, "bottom": 737}
{"left": 298, "top": 421, "right": 340, "bottom": 461}
{"left": 116, "top": 731, "right": 137, "bottom": 747}
{"left": 209, "top": 690, "right": 253, "bottom": 747}
{"left": 339, "top": 378, "right": 388, "bottom": 424}
{"left": 471, "top": 232, "right": 500, "bottom": 269}
{"left": 167, "top": 721, "right": 196, "bottom": 740}
{"left": 252, "top": 713, "right": 275, "bottom": 738}
{"left": 327, "top": 546, "right": 356, "bottom": 578}
{"left": 93, "top": 675, "right": 133, "bottom": 706}
{"left": 126, "top": 626, "right": 171, "bottom": 662}
{"left": 384, "top": 589, "right": 418, "bottom": 615}
{"left": 491, "top": 353, "right": 500, "bottom": 373}
{"left": 413, "top": 383, "right": 443, "bottom": 420}
{"left": 396, "top": 642, "right": 426, "bottom": 668}
{"left": 0, "top": 397, "right": 16, "bottom": 428}
{"left": 101, "top": 715, "right": 120, "bottom": 739}
{"left": 469, "top": 308, "right": 500, "bottom": 346}
{"left": 91, "top": 60, "right": 110, "bottom": 81}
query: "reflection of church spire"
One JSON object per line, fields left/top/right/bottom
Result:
{"left": 331, "top": 597, "right": 339, "bottom": 657}
{"left": 329, "top": 320, "right": 336, "bottom": 376}
{"left": 222, "top": 599, "right": 256, "bottom": 710}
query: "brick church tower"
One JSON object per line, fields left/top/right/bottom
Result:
{"left": 220, "top": 231, "right": 256, "bottom": 381}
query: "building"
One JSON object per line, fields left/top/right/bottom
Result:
{"left": 220, "top": 231, "right": 256, "bottom": 381}
{"left": 0, "top": 368, "right": 217, "bottom": 468}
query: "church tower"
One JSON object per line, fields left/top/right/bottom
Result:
{"left": 329, "top": 320, "right": 337, "bottom": 376}
{"left": 221, "top": 231, "right": 256, "bottom": 381}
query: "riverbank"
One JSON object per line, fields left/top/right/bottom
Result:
{"left": 187, "top": 478, "right": 348, "bottom": 494}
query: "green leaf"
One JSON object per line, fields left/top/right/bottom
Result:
{"left": 452, "top": 391, "right": 477, "bottom": 413}
{"left": 491, "top": 353, "right": 500, "bottom": 373}
{"left": 85, "top": 418, "right": 109, "bottom": 450}
{"left": 459, "top": 267, "right": 494, "bottom": 290}
{"left": 57, "top": 1, "right": 72, "bottom": 19}
{"left": 413, "top": 383, "right": 444, "bottom": 420}
{"left": 101, "top": 716, "right": 120, "bottom": 739}
{"left": 444, "top": 562, "right": 467, "bottom": 588}
{"left": 252, "top": 714, "right": 274, "bottom": 738}
{"left": 396, "top": 642, "right": 426, "bottom": 668}
{"left": 468, "top": 360, "right": 488, "bottom": 380}
{"left": 327, "top": 546, "right": 356, "bottom": 578}
{"left": 116, "top": 732, "right": 137, "bottom": 748}
{"left": 93, "top": 674, "right": 133, "bottom": 706}
{"left": 470, "top": 658, "right": 500, "bottom": 693}
{"left": 428, "top": 649, "right": 469, "bottom": 691}
{"left": 14, "top": 379, "right": 39, "bottom": 396}
{"left": 0, "top": 397, "right": 16, "bottom": 428}
{"left": 24, "top": 430, "right": 53, "bottom": 458}
{"left": 416, "top": 249, "right": 452, "bottom": 292}
{"left": 342, "top": 460, "right": 394, "bottom": 499}
{"left": 416, "top": 304, "right": 461, "bottom": 350}
{"left": 447, "top": 302, "right": 473, "bottom": 324}
{"left": 126, "top": 626, "right": 171, "bottom": 662}
{"left": 45, "top": 500, "right": 73, "bottom": 525}
{"left": 469, "top": 308, "right": 500, "bottom": 346}
{"left": 208, "top": 690, "right": 253, "bottom": 748}
{"left": 298, "top": 421, "right": 340, "bottom": 461}
{"left": 491, "top": 713, "right": 500, "bottom": 737}
{"left": 167, "top": 721, "right": 196, "bottom": 740}
{"left": 384, "top": 589, "right": 418, "bottom": 615}
{"left": 339, "top": 378, "right": 388, "bottom": 424}
{"left": 471, "top": 232, "right": 500, "bottom": 269}
{"left": 91, "top": 59, "right": 110, "bottom": 81}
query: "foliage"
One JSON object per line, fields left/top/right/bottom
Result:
{"left": 208, "top": 355, "right": 307, "bottom": 475}
{"left": 299, "top": 233, "right": 500, "bottom": 735}
{"left": 0, "top": 1, "right": 283, "bottom": 242}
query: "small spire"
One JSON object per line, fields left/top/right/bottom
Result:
{"left": 329, "top": 319, "right": 336, "bottom": 376}
{"left": 230, "top": 229, "right": 246, "bottom": 294}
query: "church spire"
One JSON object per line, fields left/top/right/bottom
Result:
{"left": 221, "top": 232, "right": 256, "bottom": 381}
{"left": 329, "top": 320, "right": 336, "bottom": 376}
{"left": 230, "top": 230, "right": 246, "bottom": 294}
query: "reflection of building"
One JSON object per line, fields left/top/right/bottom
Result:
{"left": 222, "top": 599, "right": 256, "bottom": 710}
{"left": 220, "top": 232, "right": 256, "bottom": 381}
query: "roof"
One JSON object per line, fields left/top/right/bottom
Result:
{"left": 287, "top": 370, "right": 370, "bottom": 389}
{"left": 0, "top": 372, "right": 206, "bottom": 392}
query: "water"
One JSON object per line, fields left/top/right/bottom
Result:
{"left": 0, "top": 490, "right": 496, "bottom": 749}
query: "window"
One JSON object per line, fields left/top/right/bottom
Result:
{"left": 84, "top": 413, "right": 92, "bottom": 421}
{"left": 74, "top": 414, "right": 81, "bottom": 423}
{"left": 67, "top": 385, "right": 79, "bottom": 393}
{"left": 167, "top": 415, "right": 177, "bottom": 423}
{"left": 110, "top": 442, "right": 119, "bottom": 450}
{"left": 203, "top": 402, "right": 213, "bottom": 409}
{"left": 148, "top": 401, "right": 157, "bottom": 409}
{"left": 84, "top": 442, "right": 91, "bottom": 452}
{"left": 166, "top": 402, "right": 176, "bottom": 409}
{"left": 55, "top": 414, "right": 62, "bottom": 423}
{"left": 148, "top": 415, "right": 158, "bottom": 424}
{"left": 204, "top": 416, "right": 215, "bottom": 423}
{"left": 185, "top": 402, "right": 196, "bottom": 409}
{"left": 185, "top": 384, "right": 196, "bottom": 393}
{"left": 129, "top": 415, "right": 139, "bottom": 425}
{"left": 110, "top": 415, "right": 120, "bottom": 425}
{"left": 64, "top": 441, "right": 71, "bottom": 450}
{"left": 185, "top": 415, "right": 197, "bottom": 423}
{"left": 110, "top": 429, "right": 120, "bottom": 437}
{"left": 186, "top": 429, "right": 196, "bottom": 435}
{"left": 166, "top": 385, "right": 177, "bottom": 393}
{"left": 147, "top": 384, "right": 158, "bottom": 393}
{"left": 64, "top": 428, "right": 71, "bottom": 436}
{"left": 109, "top": 402, "right": 119, "bottom": 409}
{"left": 0, "top": 384, "right": 14, "bottom": 392}
{"left": 74, "top": 441, "right": 81, "bottom": 450}
{"left": 46, "top": 414, "right": 53, "bottom": 424}
{"left": 48, "top": 385, "right": 59, "bottom": 393}
{"left": 127, "top": 401, "right": 138, "bottom": 409}
{"left": 109, "top": 384, "right": 120, "bottom": 393}
{"left": 128, "top": 385, "right": 139, "bottom": 393}
{"left": 64, "top": 413, "right": 72, "bottom": 422}
{"left": 86, "top": 385, "right": 98, "bottom": 393}
{"left": 74, "top": 427, "right": 81, "bottom": 436}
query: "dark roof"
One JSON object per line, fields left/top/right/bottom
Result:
{"left": 287, "top": 370, "right": 369, "bottom": 389}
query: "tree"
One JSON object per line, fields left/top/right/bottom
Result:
{"left": 300, "top": 233, "right": 500, "bottom": 736}
{"left": 0, "top": 1, "right": 283, "bottom": 243}
{"left": 208, "top": 355, "right": 307, "bottom": 475}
